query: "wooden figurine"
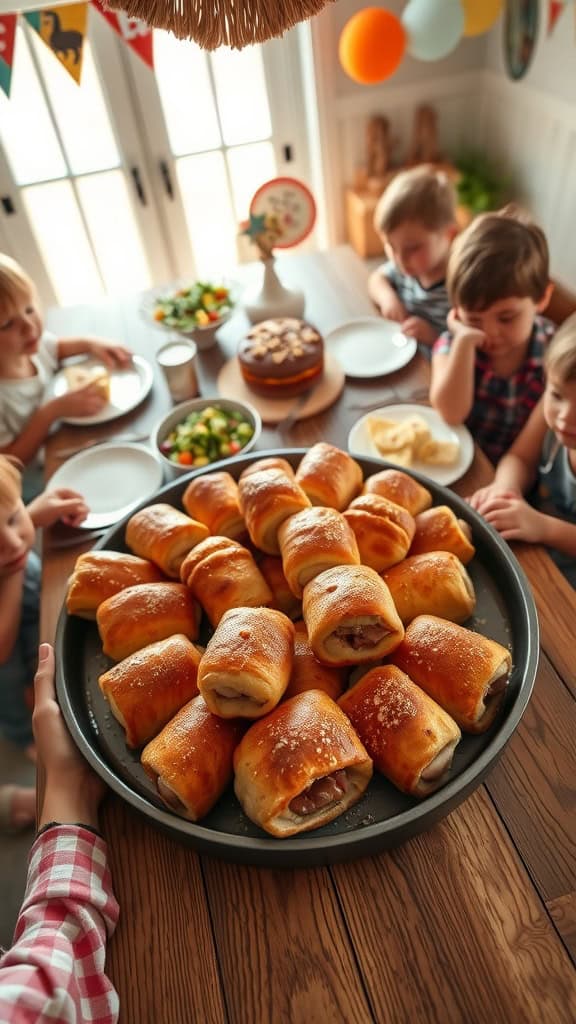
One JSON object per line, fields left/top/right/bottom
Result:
{"left": 408, "top": 105, "right": 441, "bottom": 165}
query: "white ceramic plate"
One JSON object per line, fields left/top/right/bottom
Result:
{"left": 48, "top": 443, "right": 163, "bottom": 529}
{"left": 348, "top": 404, "right": 474, "bottom": 487}
{"left": 51, "top": 355, "right": 153, "bottom": 425}
{"left": 325, "top": 317, "right": 417, "bottom": 378}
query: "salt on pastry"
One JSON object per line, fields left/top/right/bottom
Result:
{"left": 233, "top": 689, "right": 373, "bottom": 836}
{"left": 338, "top": 664, "right": 461, "bottom": 797}
{"left": 182, "top": 471, "right": 246, "bottom": 540}
{"left": 343, "top": 493, "right": 415, "bottom": 572}
{"left": 180, "top": 535, "right": 272, "bottom": 627}
{"left": 277, "top": 505, "right": 360, "bottom": 599}
{"left": 382, "top": 551, "right": 476, "bottom": 625}
{"left": 409, "top": 506, "right": 475, "bottom": 564}
{"left": 390, "top": 614, "right": 512, "bottom": 733}
{"left": 294, "top": 442, "right": 363, "bottom": 510}
{"left": 238, "top": 467, "right": 311, "bottom": 555}
{"left": 125, "top": 503, "right": 209, "bottom": 577}
{"left": 65, "top": 550, "right": 165, "bottom": 620}
{"left": 96, "top": 582, "right": 201, "bottom": 661}
{"left": 362, "top": 468, "right": 432, "bottom": 516}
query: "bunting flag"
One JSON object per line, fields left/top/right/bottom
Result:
{"left": 548, "top": 1, "right": 567, "bottom": 35}
{"left": 0, "top": 14, "right": 17, "bottom": 98}
{"left": 92, "top": 1, "right": 153, "bottom": 69}
{"left": 24, "top": 5, "right": 88, "bottom": 84}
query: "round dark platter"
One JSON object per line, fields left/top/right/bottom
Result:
{"left": 55, "top": 449, "right": 539, "bottom": 866}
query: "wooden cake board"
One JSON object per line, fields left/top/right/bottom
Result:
{"left": 216, "top": 353, "right": 345, "bottom": 425}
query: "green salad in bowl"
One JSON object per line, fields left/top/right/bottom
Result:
{"left": 154, "top": 398, "right": 261, "bottom": 474}
{"left": 152, "top": 282, "right": 234, "bottom": 333}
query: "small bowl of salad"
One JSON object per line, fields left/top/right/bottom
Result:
{"left": 154, "top": 397, "right": 262, "bottom": 477}
{"left": 142, "top": 280, "right": 237, "bottom": 350}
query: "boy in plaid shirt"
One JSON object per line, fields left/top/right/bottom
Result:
{"left": 430, "top": 209, "right": 555, "bottom": 464}
{"left": 0, "top": 644, "right": 119, "bottom": 1023}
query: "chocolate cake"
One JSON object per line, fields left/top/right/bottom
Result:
{"left": 238, "top": 318, "right": 324, "bottom": 398}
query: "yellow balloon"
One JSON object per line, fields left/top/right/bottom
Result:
{"left": 461, "top": 0, "right": 503, "bottom": 37}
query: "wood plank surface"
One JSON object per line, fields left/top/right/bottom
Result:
{"left": 332, "top": 787, "right": 576, "bottom": 1024}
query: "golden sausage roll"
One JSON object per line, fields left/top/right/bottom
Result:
{"left": 65, "top": 550, "right": 165, "bottom": 619}
{"left": 362, "top": 468, "right": 432, "bottom": 516}
{"left": 233, "top": 690, "right": 373, "bottom": 836}
{"left": 295, "top": 442, "right": 363, "bottom": 510}
{"left": 98, "top": 634, "right": 202, "bottom": 747}
{"left": 338, "top": 665, "right": 461, "bottom": 797}
{"left": 96, "top": 582, "right": 201, "bottom": 661}
{"left": 303, "top": 564, "right": 404, "bottom": 665}
{"left": 284, "top": 621, "right": 347, "bottom": 701}
{"left": 238, "top": 467, "right": 311, "bottom": 555}
{"left": 382, "top": 551, "right": 476, "bottom": 625}
{"left": 343, "top": 494, "right": 415, "bottom": 572}
{"left": 182, "top": 471, "right": 246, "bottom": 540}
{"left": 390, "top": 614, "right": 512, "bottom": 733}
{"left": 198, "top": 607, "right": 295, "bottom": 718}
{"left": 180, "top": 536, "right": 272, "bottom": 627}
{"left": 259, "top": 556, "right": 302, "bottom": 620}
{"left": 409, "top": 506, "right": 475, "bottom": 564}
{"left": 239, "top": 456, "right": 295, "bottom": 480}
{"left": 141, "top": 695, "right": 245, "bottom": 821}
{"left": 277, "top": 506, "right": 361, "bottom": 599}
{"left": 125, "top": 503, "right": 210, "bottom": 577}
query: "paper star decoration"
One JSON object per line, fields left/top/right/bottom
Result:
{"left": 242, "top": 212, "right": 268, "bottom": 240}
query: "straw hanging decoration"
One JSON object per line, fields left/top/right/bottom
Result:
{"left": 105, "top": 0, "right": 336, "bottom": 49}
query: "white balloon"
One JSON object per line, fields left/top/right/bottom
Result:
{"left": 402, "top": 0, "right": 465, "bottom": 62}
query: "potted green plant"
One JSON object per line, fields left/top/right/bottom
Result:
{"left": 453, "top": 151, "right": 512, "bottom": 225}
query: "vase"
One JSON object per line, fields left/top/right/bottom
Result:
{"left": 244, "top": 258, "right": 305, "bottom": 324}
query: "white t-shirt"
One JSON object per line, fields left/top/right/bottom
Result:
{"left": 0, "top": 331, "right": 59, "bottom": 446}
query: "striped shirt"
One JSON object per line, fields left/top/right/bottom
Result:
{"left": 379, "top": 261, "right": 450, "bottom": 336}
{"left": 432, "top": 315, "right": 556, "bottom": 464}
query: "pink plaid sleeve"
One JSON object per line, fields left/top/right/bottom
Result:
{"left": 0, "top": 825, "right": 120, "bottom": 1024}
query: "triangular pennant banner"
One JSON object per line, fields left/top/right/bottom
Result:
{"left": 548, "top": 1, "right": 566, "bottom": 35}
{"left": 92, "top": 1, "right": 153, "bottom": 69}
{"left": 24, "top": 5, "right": 88, "bottom": 85}
{"left": 0, "top": 14, "right": 17, "bottom": 98}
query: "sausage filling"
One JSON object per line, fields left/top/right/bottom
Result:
{"left": 214, "top": 685, "right": 265, "bottom": 705}
{"left": 289, "top": 769, "right": 348, "bottom": 817}
{"left": 332, "top": 621, "right": 389, "bottom": 651}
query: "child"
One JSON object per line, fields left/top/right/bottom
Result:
{"left": 368, "top": 164, "right": 458, "bottom": 349}
{"left": 0, "top": 644, "right": 119, "bottom": 1021}
{"left": 429, "top": 208, "right": 555, "bottom": 464}
{"left": 0, "top": 254, "right": 132, "bottom": 497}
{"left": 469, "top": 314, "right": 576, "bottom": 587}
{"left": 0, "top": 455, "right": 88, "bottom": 759}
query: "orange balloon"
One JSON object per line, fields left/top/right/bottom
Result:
{"left": 339, "top": 8, "right": 406, "bottom": 85}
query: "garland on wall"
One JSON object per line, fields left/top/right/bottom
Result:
{"left": 0, "top": 1, "right": 153, "bottom": 99}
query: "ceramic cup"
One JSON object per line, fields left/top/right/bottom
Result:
{"left": 156, "top": 339, "right": 199, "bottom": 402}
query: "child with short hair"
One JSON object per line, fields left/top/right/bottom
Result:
{"left": 430, "top": 208, "right": 555, "bottom": 464}
{"left": 0, "top": 455, "right": 87, "bottom": 759}
{"left": 368, "top": 164, "right": 458, "bottom": 348}
{"left": 0, "top": 254, "right": 132, "bottom": 497}
{"left": 469, "top": 313, "right": 576, "bottom": 587}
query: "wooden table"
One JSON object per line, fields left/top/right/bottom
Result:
{"left": 42, "top": 247, "right": 576, "bottom": 1023}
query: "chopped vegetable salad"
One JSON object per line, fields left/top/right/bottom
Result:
{"left": 153, "top": 282, "right": 233, "bottom": 331}
{"left": 159, "top": 405, "right": 255, "bottom": 467}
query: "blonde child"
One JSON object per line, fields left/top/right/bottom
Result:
{"left": 0, "top": 456, "right": 87, "bottom": 773}
{"left": 470, "top": 314, "right": 576, "bottom": 587}
{"left": 368, "top": 164, "right": 458, "bottom": 349}
{"left": 430, "top": 208, "right": 555, "bottom": 464}
{"left": 0, "top": 254, "right": 132, "bottom": 496}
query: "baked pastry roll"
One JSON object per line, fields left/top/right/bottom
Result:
{"left": 64, "top": 362, "right": 110, "bottom": 400}
{"left": 98, "top": 634, "right": 202, "bottom": 747}
{"left": 239, "top": 456, "right": 295, "bottom": 480}
{"left": 66, "top": 550, "right": 165, "bottom": 619}
{"left": 362, "top": 468, "right": 432, "bottom": 516}
{"left": 141, "top": 695, "right": 245, "bottom": 821}
{"left": 338, "top": 665, "right": 461, "bottom": 797}
{"left": 259, "top": 556, "right": 302, "bottom": 620}
{"left": 391, "top": 615, "right": 512, "bottom": 733}
{"left": 233, "top": 690, "right": 373, "bottom": 836}
{"left": 303, "top": 564, "right": 404, "bottom": 666}
{"left": 295, "top": 442, "right": 363, "bottom": 510}
{"left": 343, "top": 494, "right": 415, "bottom": 572}
{"left": 277, "top": 506, "right": 361, "bottom": 599}
{"left": 382, "top": 551, "right": 476, "bottom": 625}
{"left": 180, "top": 535, "right": 272, "bottom": 627}
{"left": 238, "top": 467, "right": 311, "bottom": 555}
{"left": 182, "top": 471, "right": 246, "bottom": 540}
{"left": 409, "top": 506, "right": 475, "bottom": 564}
{"left": 284, "top": 621, "right": 347, "bottom": 702}
{"left": 96, "top": 582, "right": 201, "bottom": 661}
{"left": 198, "top": 607, "right": 295, "bottom": 718}
{"left": 125, "top": 503, "right": 210, "bottom": 577}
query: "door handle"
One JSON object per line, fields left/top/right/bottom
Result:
{"left": 159, "top": 160, "right": 174, "bottom": 200}
{"left": 1, "top": 196, "right": 16, "bottom": 215}
{"left": 130, "top": 166, "right": 147, "bottom": 206}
